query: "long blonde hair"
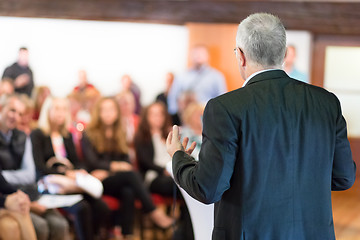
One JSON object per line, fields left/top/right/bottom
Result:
{"left": 86, "top": 97, "right": 128, "bottom": 154}
{"left": 37, "top": 97, "right": 71, "bottom": 137}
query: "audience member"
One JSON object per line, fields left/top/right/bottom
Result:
{"left": 0, "top": 78, "right": 15, "bottom": 112}
{"left": 134, "top": 102, "right": 193, "bottom": 239}
{"left": 284, "top": 44, "right": 309, "bottom": 83}
{"left": 72, "top": 70, "right": 97, "bottom": 93}
{"left": 18, "top": 94, "right": 37, "bottom": 136}
{"left": 0, "top": 94, "right": 69, "bottom": 240}
{"left": 155, "top": 72, "right": 174, "bottom": 107}
{"left": 116, "top": 91, "right": 140, "bottom": 146}
{"left": 171, "top": 90, "right": 197, "bottom": 126}
{"left": 30, "top": 97, "right": 110, "bottom": 240}
{"left": 120, "top": 74, "right": 142, "bottom": 115}
{"left": 71, "top": 70, "right": 101, "bottom": 123}
{"left": 67, "top": 92, "right": 86, "bottom": 161}
{"left": 115, "top": 91, "right": 140, "bottom": 163}
{"left": 32, "top": 86, "right": 51, "bottom": 121}
{"left": 0, "top": 173, "right": 36, "bottom": 240}
{"left": 75, "top": 87, "right": 101, "bottom": 125}
{"left": 0, "top": 78, "right": 15, "bottom": 96}
{"left": 81, "top": 97, "right": 173, "bottom": 239}
{"left": 167, "top": 45, "right": 227, "bottom": 114}
{"left": 180, "top": 103, "right": 204, "bottom": 160}
{"left": 2, "top": 47, "right": 34, "bottom": 96}
{"left": 0, "top": 95, "right": 35, "bottom": 186}
{"left": 134, "top": 102, "right": 172, "bottom": 189}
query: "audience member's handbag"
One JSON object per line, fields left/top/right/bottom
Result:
{"left": 46, "top": 157, "right": 74, "bottom": 174}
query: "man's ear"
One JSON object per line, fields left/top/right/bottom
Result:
{"left": 239, "top": 49, "right": 246, "bottom": 67}
{"left": 284, "top": 48, "right": 288, "bottom": 61}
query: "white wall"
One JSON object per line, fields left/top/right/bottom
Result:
{"left": 324, "top": 46, "right": 360, "bottom": 137}
{"left": 0, "top": 17, "right": 188, "bottom": 105}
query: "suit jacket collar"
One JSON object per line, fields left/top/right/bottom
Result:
{"left": 245, "top": 69, "right": 288, "bottom": 86}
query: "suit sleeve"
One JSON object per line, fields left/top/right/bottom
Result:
{"left": 331, "top": 96, "right": 356, "bottom": 191}
{"left": 173, "top": 98, "right": 239, "bottom": 204}
{"left": 0, "top": 173, "right": 17, "bottom": 208}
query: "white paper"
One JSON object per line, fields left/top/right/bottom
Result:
{"left": 76, "top": 173, "right": 103, "bottom": 199}
{"left": 37, "top": 194, "right": 83, "bottom": 209}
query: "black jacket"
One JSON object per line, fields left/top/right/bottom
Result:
{"left": 173, "top": 70, "right": 356, "bottom": 240}
{"left": 30, "top": 128, "right": 80, "bottom": 179}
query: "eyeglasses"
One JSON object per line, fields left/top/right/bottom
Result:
{"left": 233, "top": 47, "right": 244, "bottom": 55}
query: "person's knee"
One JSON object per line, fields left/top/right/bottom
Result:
{"left": 0, "top": 215, "right": 21, "bottom": 240}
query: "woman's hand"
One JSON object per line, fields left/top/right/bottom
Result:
{"left": 110, "top": 161, "right": 133, "bottom": 172}
{"left": 65, "top": 169, "right": 88, "bottom": 180}
{"left": 30, "top": 201, "right": 47, "bottom": 216}
{"left": 91, "top": 169, "right": 110, "bottom": 181}
{"left": 4, "top": 190, "right": 31, "bottom": 215}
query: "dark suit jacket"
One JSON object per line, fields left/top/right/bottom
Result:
{"left": 0, "top": 173, "right": 16, "bottom": 208}
{"left": 173, "top": 70, "right": 356, "bottom": 240}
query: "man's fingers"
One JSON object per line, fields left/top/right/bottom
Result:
{"left": 166, "top": 131, "right": 173, "bottom": 145}
{"left": 182, "top": 137, "right": 189, "bottom": 150}
{"left": 186, "top": 141, "right": 197, "bottom": 155}
{"left": 172, "top": 125, "right": 180, "bottom": 141}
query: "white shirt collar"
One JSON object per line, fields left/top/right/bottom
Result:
{"left": 242, "top": 69, "right": 278, "bottom": 87}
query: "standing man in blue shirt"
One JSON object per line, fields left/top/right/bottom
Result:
{"left": 167, "top": 45, "right": 227, "bottom": 115}
{"left": 284, "top": 44, "right": 309, "bottom": 83}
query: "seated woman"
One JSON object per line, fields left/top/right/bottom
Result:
{"left": 179, "top": 103, "right": 204, "bottom": 161}
{"left": 134, "top": 102, "right": 173, "bottom": 194}
{"left": 81, "top": 97, "right": 173, "bottom": 239}
{"left": 134, "top": 102, "right": 194, "bottom": 239}
{"left": 0, "top": 173, "right": 36, "bottom": 240}
{"left": 115, "top": 91, "right": 140, "bottom": 163}
{"left": 30, "top": 97, "right": 110, "bottom": 240}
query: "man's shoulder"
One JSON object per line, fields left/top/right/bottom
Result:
{"left": 7, "top": 62, "right": 21, "bottom": 70}
{"left": 30, "top": 128, "right": 44, "bottom": 138}
{"left": 207, "top": 87, "right": 247, "bottom": 110}
{"left": 12, "top": 128, "right": 27, "bottom": 138}
{"left": 11, "top": 129, "right": 27, "bottom": 145}
{"left": 291, "top": 78, "right": 338, "bottom": 101}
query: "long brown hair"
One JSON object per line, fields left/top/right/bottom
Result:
{"left": 86, "top": 97, "right": 128, "bottom": 154}
{"left": 135, "top": 102, "right": 172, "bottom": 143}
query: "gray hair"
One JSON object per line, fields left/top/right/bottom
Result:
{"left": 236, "top": 13, "right": 286, "bottom": 68}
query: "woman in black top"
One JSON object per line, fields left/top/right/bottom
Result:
{"left": 134, "top": 102, "right": 194, "bottom": 240}
{"left": 81, "top": 97, "right": 173, "bottom": 239}
{"left": 31, "top": 97, "right": 110, "bottom": 240}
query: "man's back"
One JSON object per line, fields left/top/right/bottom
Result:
{"left": 173, "top": 70, "right": 355, "bottom": 239}
{"left": 169, "top": 13, "right": 356, "bottom": 240}
{"left": 210, "top": 70, "right": 355, "bottom": 239}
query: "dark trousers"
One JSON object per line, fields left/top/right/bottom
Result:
{"left": 63, "top": 195, "right": 110, "bottom": 240}
{"left": 102, "top": 171, "right": 156, "bottom": 235}
{"left": 150, "top": 175, "right": 194, "bottom": 240}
